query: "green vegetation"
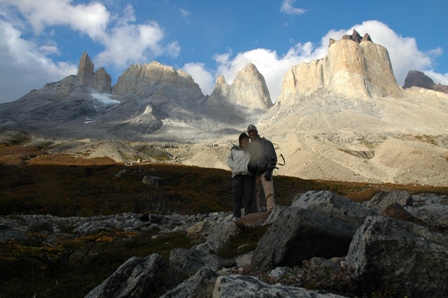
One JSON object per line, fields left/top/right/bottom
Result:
{"left": 0, "top": 229, "right": 190, "bottom": 298}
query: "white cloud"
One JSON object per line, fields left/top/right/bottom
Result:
{"left": 182, "top": 63, "right": 215, "bottom": 95}
{"left": 280, "top": 0, "right": 305, "bottom": 15}
{"left": 1, "top": 0, "right": 110, "bottom": 39}
{"left": 95, "top": 21, "right": 165, "bottom": 67}
{"left": 0, "top": 21, "right": 77, "bottom": 102}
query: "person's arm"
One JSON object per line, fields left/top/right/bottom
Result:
{"left": 264, "top": 141, "right": 277, "bottom": 181}
{"left": 265, "top": 141, "right": 277, "bottom": 170}
{"left": 227, "top": 148, "right": 235, "bottom": 169}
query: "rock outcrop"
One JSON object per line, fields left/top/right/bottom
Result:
{"left": 112, "top": 61, "right": 204, "bottom": 102}
{"left": 202, "top": 63, "right": 272, "bottom": 124}
{"left": 84, "top": 254, "right": 179, "bottom": 298}
{"left": 208, "top": 63, "right": 272, "bottom": 111}
{"left": 347, "top": 216, "right": 448, "bottom": 297}
{"left": 404, "top": 70, "right": 448, "bottom": 94}
{"left": 250, "top": 207, "right": 355, "bottom": 272}
{"left": 77, "top": 52, "right": 112, "bottom": 93}
{"left": 278, "top": 29, "right": 403, "bottom": 104}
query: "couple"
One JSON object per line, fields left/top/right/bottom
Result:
{"left": 227, "top": 124, "right": 277, "bottom": 220}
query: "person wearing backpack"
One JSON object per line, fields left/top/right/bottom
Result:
{"left": 246, "top": 124, "right": 277, "bottom": 212}
{"left": 227, "top": 132, "right": 254, "bottom": 221}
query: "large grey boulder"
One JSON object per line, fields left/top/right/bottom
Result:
{"left": 212, "top": 274, "right": 345, "bottom": 298}
{"left": 365, "top": 190, "right": 413, "bottom": 213}
{"left": 187, "top": 220, "right": 239, "bottom": 244}
{"left": 251, "top": 207, "right": 355, "bottom": 272}
{"left": 292, "top": 190, "right": 376, "bottom": 228}
{"left": 84, "top": 254, "right": 176, "bottom": 298}
{"left": 346, "top": 216, "right": 448, "bottom": 297}
{"left": 169, "top": 248, "right": 223, "bottom": 275}
{"left": 160, "top": 267, "right": 218, "bottom": 298}
{"left": 405, "top": 204, "right": 448, "bottom": 232}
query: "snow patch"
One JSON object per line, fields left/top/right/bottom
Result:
{"left": 91, "top": 93, "right": 120, "bottom": 105}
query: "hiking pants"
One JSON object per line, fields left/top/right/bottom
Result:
{"left": 254, "top": 173, "right": 275, "bottom": 212}
{"left": 231, "top": 174, "right": 254, "bottom": 217}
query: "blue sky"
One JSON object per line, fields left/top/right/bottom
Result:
{"left": 0, "top": 0, "right": 447, "bottom": 104}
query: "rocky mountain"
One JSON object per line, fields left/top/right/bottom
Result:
{"left": 1, "top": 30, "right": 448, "bottom": 186}
{"left": 0, "top": 52, "right": 270, "bottom": 141}
{"left": 278, "top": 30, "right": 403, "bottom": 102}
{"left": 404, "top": 69, "right": 448, "bottom": 94}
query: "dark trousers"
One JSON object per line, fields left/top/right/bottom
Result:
{"left": 232, "top": 175, "right": 255, "bottom": 217}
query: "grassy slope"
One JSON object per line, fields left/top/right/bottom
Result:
{"left": 1, "top": 143, "right": 447, "bottom": 297}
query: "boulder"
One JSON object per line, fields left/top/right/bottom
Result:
{"left": 365, "top": 190, "right": 413, "bottom": 213}
{"left": 292, "top": 190, "right": 376, "bottom": 228}
{"left": 346, "top": 216, "right": 448, "bottom": 297}
{"left": 160, "top": 267, "right": 218, "bottom": 298}
{"left": 169, "top": 248, "right": 222, "bottom": 275}
{"left": 85, "top": 254, "right": 177, "bottom": 298}
{"left": 212, "top": 274, "right": 345, "bottom": 298}
{"left": 251, "top": 208, "right": 355, "bottom": 272}
{"left": 381, "top": 203, "right": 427, "bottom": 227}
{"left": 405, "top": 204, "right": 448, "bottom": 232}
{"left": 187, "top": 220, "right": 239, "bottom": 245}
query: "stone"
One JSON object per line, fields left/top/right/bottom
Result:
{"left": 212, "top": 274, "right": 345, "bottom": 298}
{"left": 365, "top": 190, "right": 413, "bottom": 213}
{"left": 292, "top": 190, "right": 376, "bottom": 228}
{"left": 381, "top": 203, "right": 427, "bottom": 227}
{"left": 84, "top": 254, "right": 177, "bottom": 298}
{"left": 251, "top": 207, "right": 355, "bottom": 273}
{"left": 160, "top": 267, "right": 218, "bottom": 298}
{"left": 169, "top": 248, "right": 222, "bottom": 275}
{"left": 405, "top": 204, "right": 448, "bottom": 232}
{"left": 346, "top": 216, "right": 448, "bottom": 297}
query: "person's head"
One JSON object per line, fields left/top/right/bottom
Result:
{"left": 239, "top": 132, "right": 249, "bottom": 149}
{"left": 247, "top": 124, "right": 258, "bottom": 139}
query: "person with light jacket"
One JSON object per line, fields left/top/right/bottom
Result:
{"left": 246, "top": 124, "right": 277, "bottom": 212}
{"left": 227, "top": 132, "right": 254, "bottom": 220}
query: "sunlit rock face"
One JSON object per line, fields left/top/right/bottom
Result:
{"left": 277, "top": 29, "right": 403, "bottom": 106}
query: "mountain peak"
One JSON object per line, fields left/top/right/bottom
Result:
{"left": 77, "top": 52, "right": 94, "bottom": 85}
{"left": 76, "top": 52, "right": 111, "bottom": 93}
{"left": 208, "top": 63, "right": 272, "bottom": 112}
{"left": 329, "top": 30, "right": 373, "bottom": 47}
{"left": 279, "top": 31, "right": 403, "bottom": 104}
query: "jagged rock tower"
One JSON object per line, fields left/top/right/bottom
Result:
{"left": 208, "top": 63, "right": 272, "bottom": 111}
{"left": 77, "top": 52, "right": 112, "bottom": 93}
{"left": 277, "top": 30, "right": 404, "bottom": 105}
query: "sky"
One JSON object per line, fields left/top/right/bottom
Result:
{"left": 0, "top": 0, "right": 447, "bottom": 104}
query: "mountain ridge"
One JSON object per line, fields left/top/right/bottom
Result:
{"left": 1, "top": 30, "right": 447, "bottom": 186}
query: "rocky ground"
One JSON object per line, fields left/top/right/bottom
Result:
{"left": 2, "top": 124, "right": 448, "bottom": 188}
